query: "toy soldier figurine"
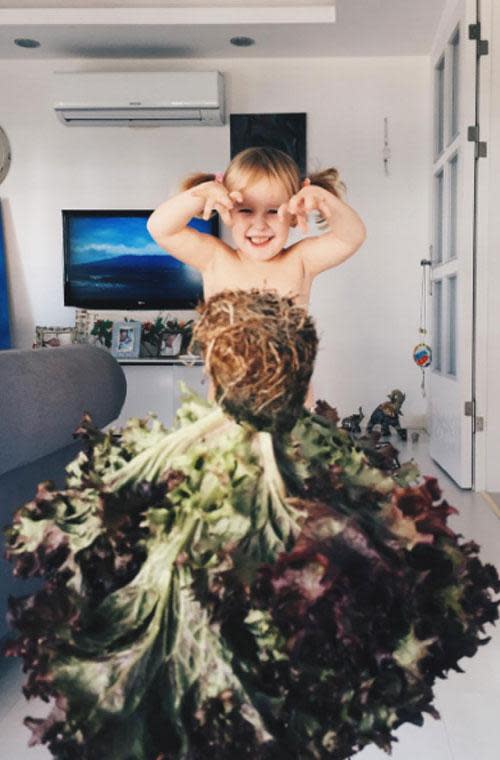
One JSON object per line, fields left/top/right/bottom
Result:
{"left": 366, "top": 388, "right": 407, "bottom": 440}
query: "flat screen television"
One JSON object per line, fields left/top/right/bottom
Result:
{"left": 62, "top": 209, "right": 219, "bottom": 310}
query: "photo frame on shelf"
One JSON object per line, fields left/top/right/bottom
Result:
{"left": 159, "top": 332, "right": 183, "bottom": 357}
{"left": 35, "top": 326, "right": 74, "bottom": 348}
{"left": 111, "top": 321, "right": 141, "bottom": 359}
{"left": 73, "top": 308, "right": 90, "bottom": 344}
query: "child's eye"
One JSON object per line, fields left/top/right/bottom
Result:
{"left": 239, "top": 208, "right": 252, "bottom": 214}
{"left": 268, "top": 209, "right": 279, "bottom": 215}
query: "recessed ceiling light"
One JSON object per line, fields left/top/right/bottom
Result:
{"left": 230, "top": 36, "right": 255, "bottom": 48}
{"left": 14, "top": 38, "right": 41, "bottom": 48}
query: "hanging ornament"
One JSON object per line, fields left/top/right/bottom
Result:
{"left": 382, "top": 117, "right": 391, "bottom": 175}
{"left": 414, "top": 255, "right": 432, "bottom": 397}
{"left": 413, "top": 342, "right": 432, "bottom": 368}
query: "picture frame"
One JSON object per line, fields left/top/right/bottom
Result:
{"left": 230, "top": 113, "right": 307, "bottom": 175}
{"left": 35, "top": 326, "right": 74, "bottom": 348}
{"left": 111, "top": 321, "right": 141, "bottom": 359}
{"left": 159, "top": 332, "right": 183, "bottom": 357}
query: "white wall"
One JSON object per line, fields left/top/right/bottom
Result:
{"left": 0, "top": 56, "right": 431, "bottom": 428}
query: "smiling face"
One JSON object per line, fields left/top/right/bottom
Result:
{"left": 229, "top": 176, "right": 292, "bottom": 262}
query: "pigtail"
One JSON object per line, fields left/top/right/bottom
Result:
{"left": 307, "top": 167, "right": 346, "bottom": 229}
{"left": 308, "top": 168, "right": 346, "bottom": 201}
{"left": 180, "top": 172, "right": 218, "bottom": 192}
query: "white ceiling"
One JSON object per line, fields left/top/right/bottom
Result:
{"left": 0, "top": 1, "right": 446, "bottom": 59}
{"left": 0, "top": 1, "right": 340, "bottom": 6}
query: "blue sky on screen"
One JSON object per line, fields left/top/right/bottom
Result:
{"left": 69, "top": 214, "right": 212, "bottom": 266}
{"left": 70, "top": 216, "right": 164, "bottom": 265}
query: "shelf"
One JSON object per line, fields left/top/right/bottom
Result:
{"left": 117, "top": 356, "right": 203, "bottom": 367}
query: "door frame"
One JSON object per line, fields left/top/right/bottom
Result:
{"left": 429, "top": 0, "right": 476, "bottom": 489}
{"left": 473, "top": 0, "right": 492, "bottom": 492}
{"left": 429, "top": 0, "right": 491, "bottom": 491}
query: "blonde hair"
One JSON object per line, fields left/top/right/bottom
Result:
{"left": 180, "top": 146, "right": 346, "bottom": 201}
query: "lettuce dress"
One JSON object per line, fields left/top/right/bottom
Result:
{"left": 4, "top": 290, "right": 499, "bottom": 760}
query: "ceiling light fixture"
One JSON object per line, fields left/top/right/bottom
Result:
{"left": 14, "top": 38, "right": 41, "bottom": 48}
{"left": 230, "top": 36, "right": 255, "bottom": 48}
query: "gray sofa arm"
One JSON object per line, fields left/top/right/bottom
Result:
{"left": 0, "top": 344, "right": 127, "bottom": 642}
{"left": 0, "top": 344, "right": 127, "bottom": 478}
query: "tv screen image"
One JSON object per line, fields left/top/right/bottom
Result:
{"left": 63, "top": 210, "right": 218, "bottom": 310}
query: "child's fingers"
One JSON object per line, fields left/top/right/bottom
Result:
{"left": 296, "top": 209, "right": 309, "bottom": 233}
{"left": 192, "top": 185, "right": 232, "bottom": 205}
{"left": 287, "top": 196, "right": 301, "bottom": 215}
{"left": 202, "top": 199, "right": 214, "bottom": 221}
{"left": 318, "top": 199, "right": 331, "bottom": 220}
{"left": 215, "top": 190, "right": 235, "bottom": 210}
{"left": 229, "top": 190, "right": 243, "bottom": 203}
{"left": 216, "top": 198, "right": 234, "bottom": 214}
{"left": 295, "top": 195, "right": 309, "bottom": 217}
{"left": 202, "top": 191, "right": 234, "bottom": 220}
{"left": 303, "top": 196, "right": 316, "bottom": 213}
{"left": 303, "top": 190, "right": 325, "bottom": 214}
{"left": 214, "top": 203, "right": 232, "bottom": 227}
{"left": 277, "top": 202, "right": 291, "bottom": 222}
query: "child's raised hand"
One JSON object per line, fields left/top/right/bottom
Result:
{"left": 190, "top": 181, "right": 243, "bottom": 227}
{"left": 278, "top": 178, "right": 333, "bottom": 233}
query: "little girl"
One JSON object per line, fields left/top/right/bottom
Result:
{"left": 147, "top": 146, "right": 367, "bottom": 407}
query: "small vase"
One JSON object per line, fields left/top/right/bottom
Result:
{"left": 140, "top": 340, "right": 161, "bottom": 358}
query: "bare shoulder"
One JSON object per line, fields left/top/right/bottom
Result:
{"left": 203, "top": 237, "right": 239, "bottom": 278}
{"left": 283, "top": 241, "right": 306, "bottom": 261}
{"left": 285, "top": 240, "right": 309, "bottom": 271}
{"left": 289, "top": 232, "right": 365, "bottom": 278}
{"left": 205, "top": 235, "right": 236, "bottom": 268}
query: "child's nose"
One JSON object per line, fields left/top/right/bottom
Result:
{"left": 253, "top": 213, "right": 271, "bottom": 229}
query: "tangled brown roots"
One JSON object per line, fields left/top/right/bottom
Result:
{"left": 191, "top": 289, "right": 318, "bottom": 432}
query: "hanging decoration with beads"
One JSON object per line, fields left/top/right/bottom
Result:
{"left": 413, "top": 256, "right": 432, "bottom": 397}
{"left": 382, "top": 117, "right": 391, "bottom": 175}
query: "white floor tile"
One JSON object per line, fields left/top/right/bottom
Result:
{"left": 0, "top": 663, "right": 52, "bottom": 759}
{"left": 357, "top": 712, "right": 453, "bottom": 760}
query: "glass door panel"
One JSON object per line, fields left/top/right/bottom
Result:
{"left": 447, "top": 275, "right": 457, "bottom": 377}
{"left": 433, "top": 279, "right": 443, "bottom": 372}
{"left": 434, "top": 170, "right": 444, "bottom": 264}
{"left": 450, "top": 27, "right": 460, "bottom": 142}
{"left": 435, "top": 56, "right": 445, "bottom": 157}
{"left": 448, "top": 152, "right": 459, "bottom": 260}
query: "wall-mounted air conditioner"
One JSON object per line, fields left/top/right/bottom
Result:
{"left": 53, "top": 71, "right": 225, "bottom": 127}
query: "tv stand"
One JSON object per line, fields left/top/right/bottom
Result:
{"left": 112, "top": 356, "right": 207, "bottom": 428}
{"left": 116, "top": 356, "right": 203, "bottom": 367}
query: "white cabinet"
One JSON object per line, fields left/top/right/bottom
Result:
{"left": 111, "top": 361, "right": 208, "bottom": 429}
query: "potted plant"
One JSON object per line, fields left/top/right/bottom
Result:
{"left": 90, "top": 319, "right": 113, "bottom": 349}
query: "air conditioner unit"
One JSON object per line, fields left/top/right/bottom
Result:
{"left": 53, "top": 71, "right": 225, "bottom": 127}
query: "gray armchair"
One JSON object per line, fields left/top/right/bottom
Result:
{"left": 0, "top": 344, "right": 126, "bottom": 642}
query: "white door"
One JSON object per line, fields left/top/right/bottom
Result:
{"left": 428, "top": 0, "right": 478, "bottom": 488}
